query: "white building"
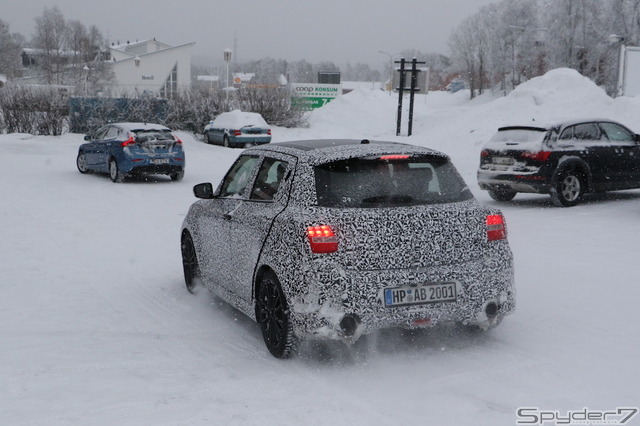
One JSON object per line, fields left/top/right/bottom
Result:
{"left": 109, "top": 39, "right": 195, "bottom": 97}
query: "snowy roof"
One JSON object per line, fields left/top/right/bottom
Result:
{"left": 247, "top": 139, "right": 447, "bottom": 166}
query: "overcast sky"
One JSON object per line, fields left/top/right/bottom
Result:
{"left": 4, "top": 0, "right": 496, "bottom": 69}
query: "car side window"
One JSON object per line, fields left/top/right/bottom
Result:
{"left": 94, "top": 127, "right": 109, "bottom": 140}
{"left": 573, "top": 123, "right": 601, "bottom": 141}
{"left": 558, "top": 126, "right": 573, "bottom": 140}
{"left": 250, "top": 158, "right": 289, "bottom": 201}
{"left": 105, "top": 126, "right": 120, "bottom": 140}
{"left": 219, "top": 155, "right": 259, "bottom": 198}
{"left": 600, "top": 122, "right": 634, "bottom": 142}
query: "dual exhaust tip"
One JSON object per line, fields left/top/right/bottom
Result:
{"left": 339, "top": 302, "right": 500, "bottom": 337}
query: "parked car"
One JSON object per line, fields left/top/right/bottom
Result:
{"left": 181, "top": 139, "right": 515, "bottom": 358}
{"left": 77, "top": 122, "right": 185, "bottom": 183}
{"left": 203, "top": 110, "right": 271, "bottom": 147}
{"left": 477, "top": 119, "right": 640, "bottom": 206}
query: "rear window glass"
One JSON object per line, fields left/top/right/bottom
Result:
{"left": 314, "top": 155, "right": 473, "bottom": 208}
{"left": 134, "top": 130, "right": 175, "bottom": 142}
{"left": 490, "top": 128, "right": 547, "bottom": 143}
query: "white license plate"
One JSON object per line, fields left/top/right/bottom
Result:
{"left": 384, "top": 283, "right": 457, "bottom": 307}
{"left": 492, "top": 156, "right": 515, "bottom": 166}
{"left": 150, "top": 158, "right": 169, "bottom": 165}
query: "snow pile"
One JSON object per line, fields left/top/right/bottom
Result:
{"left": 1, "top": 68, "right": 640, "bottom": 426}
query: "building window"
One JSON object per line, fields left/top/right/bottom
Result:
{"left": 160, "top": 63, "right": 178, "bottom": 99}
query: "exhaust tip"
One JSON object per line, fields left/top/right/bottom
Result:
{"left": 485, "top": 302, "right": 499, "bottom": 319}
{"left": 339, "top": 314, "right": 359, "bottom": 337}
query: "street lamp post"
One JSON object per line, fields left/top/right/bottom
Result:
{"left": 224, "top": 48, "right": 232, "bottom": 100}
{"left": 608, "top": 34, "right": 626, "bottom": 97}
{"left": 83, "top": 65, "right": 90, "bottom": 95}
{"left": 378, "top": 50, "right": 400, "bottom": 95}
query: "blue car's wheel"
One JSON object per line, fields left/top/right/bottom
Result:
{"left": 170, "top": 170, "right": 184, "bottom": 181}
{"left": 109, "top": 158, "right": 125, "bottom": 183}
{"left": 76, "top": 153, "right": 90, "bottom": 174}
{"left": 223, "top": 135, "right": 230, "bottom": 148}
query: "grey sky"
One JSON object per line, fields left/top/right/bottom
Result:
{"left": 4, "top": 0, "right": 496, "bottom": 69}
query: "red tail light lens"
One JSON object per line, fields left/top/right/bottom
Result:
{"left": 486, "top": 214, "right": 507, "bottom": 241}
{"left": 521, "top": 151, "right": 551, "bottom": 162}
{"left": 307, "top": 225, "right": 338, "bottom": 253}
{"left": 121, "top": 136, "right": 136, "bottom": 147}
{"left": 480, "top": 150, "right": 489, "bottom": 158}
{"left": 233, "top": 130, "right": 242, "bottom": 136}
{"left": 267, "top": 129, "right": 272, "bottom": 135}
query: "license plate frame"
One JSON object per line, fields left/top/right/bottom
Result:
{"left": 492, "top": 156, "right": 515, "bottom": 166}
{"left": 150, "top": 158, "right": 170, "bottom": 165}
{"left": 383, "top": 282, "right": 457, "bottom": 308}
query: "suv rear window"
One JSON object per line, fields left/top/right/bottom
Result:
{"left": 314, "top": 155, "right": 473, "bottom": 208}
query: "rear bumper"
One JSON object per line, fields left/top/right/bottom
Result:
{"left": 119, "top": 157, "right": 184, "bottom": 175}
{"left": 477, "top": 168, "right": 551, "bottom": 194}
{"left": 287, "top": 254, "right": 515, "bottom": 341}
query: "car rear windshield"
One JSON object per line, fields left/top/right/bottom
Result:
{"left": 134, "top": 130, "right": 175, "bottom": 143}
{"left": 314, "top": 155, "right": 473, "bottom": 208}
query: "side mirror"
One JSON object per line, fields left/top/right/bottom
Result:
{"left": 634, "top": 134, "right": 640, "bottom": 143}
{"left": 193, "top": 182, "right": 215, "bottom": 199}
{"left": 84, "top": 135, "right": 92, "bottom": 141}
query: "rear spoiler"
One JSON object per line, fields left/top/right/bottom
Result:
{"left": 497, "top": 126, "right": 548, "bottom": 132}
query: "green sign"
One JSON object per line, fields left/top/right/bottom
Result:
{"left": 290, "top": 83, "right": 341, "bottom": 110}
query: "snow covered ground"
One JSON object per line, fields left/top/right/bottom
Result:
{"left": 1, "top": 69, "right": 639, "bottom": 425}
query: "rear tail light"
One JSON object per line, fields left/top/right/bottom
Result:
{"left": 233, "top": 130, "right": 242, "bottom": 136}
{"left": 486, "top": 214, "right": 507, "bottom": 241}
{"left": 174, "top": 135, "right": 182, "bottom": 144}
{"left": 480, "top": 150, "right": 489, "bottom": 157}
{"left": 267, "top": 129, "right": 272, "bottom": 135}
{"left": 121, "top": 136, "right": 136, "bottom": 147}
{"left": 521, "top": 151, "right": 551, "bottom": 162}
{"left": 307, "top": 225, "right": 338, "bottom": 253}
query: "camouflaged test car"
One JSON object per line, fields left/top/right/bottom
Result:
{"left": 181, "top": 139, "right": 515, "bottom": 358}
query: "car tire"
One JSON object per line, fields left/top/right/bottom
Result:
{"left": 170, "top": 170, "right": 184, "bottom": 181}
{"left": 181, "top": 232, "right": 201, "bottom": 294}
{"left": 76, "top": 152, "right": 90, "bottom": 174}
{"left": 223, "top": 135, "right": 230, "bottom": 148}
{"left": 487, "top": 188, "right": 517, "bottom": 202}
{"left": 255, "top": 271, "right": 296, "bottom": 358}
{"left": 109, "top": 158, "right": 125, "bottom": 183}
{"left": 551, "top": 168, "right": 585, "bottom": 207}
{"left": 203, "top": 133, "right": 210, "bottom": 144}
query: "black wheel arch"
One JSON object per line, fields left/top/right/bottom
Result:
{"left": 551, "top": 157, "right": 592, "bottom": 193}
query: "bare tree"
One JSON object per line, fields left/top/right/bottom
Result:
{"left": 0, "top": 19, "right": 23, "bottom": 79}
{"left": 33, "top": 6, "right": 68, "bottom": 85}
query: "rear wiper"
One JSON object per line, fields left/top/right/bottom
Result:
{"left": 362, "top": 195, "right": 415, "bottom": 205}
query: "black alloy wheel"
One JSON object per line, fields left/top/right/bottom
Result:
{"left": 255, "top": 272, "right": 296, "bottom": 358}
{"left": 181, "top": 232, "right": 200, "bottom": 293}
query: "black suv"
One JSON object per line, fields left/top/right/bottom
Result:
{"left": 477, "top": 119, "right": 640, "bottom": 206}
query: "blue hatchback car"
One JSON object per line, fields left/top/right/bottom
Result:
{"left": 77, "top": 122, "right": 185, "bottom": 182}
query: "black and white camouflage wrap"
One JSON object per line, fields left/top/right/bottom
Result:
{"left": 182, "top": 140, "right": 515, "bottom": 342}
